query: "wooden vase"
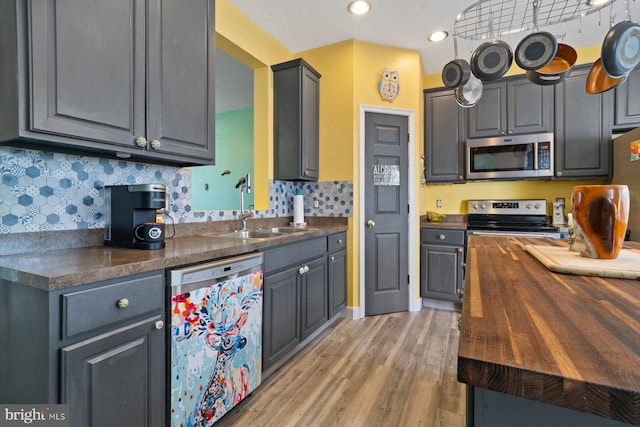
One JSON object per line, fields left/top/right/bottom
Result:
{"left": 571, "top": 185, "right": 630, "bottom": 259}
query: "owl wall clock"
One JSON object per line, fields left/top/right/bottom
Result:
{"left": 378, "top": 68, "right": 399, "bottom": 102}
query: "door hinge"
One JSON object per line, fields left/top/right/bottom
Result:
{"left": 407, "top": 204, "right": 410, "bottom": 213}
{"left": 407, "top": 133, "right": 410, "bottom": 142}
{"left": 407, "top": 274, "right": 410, "bottom": 284}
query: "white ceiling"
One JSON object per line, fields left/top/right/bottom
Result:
{"left": 228, "top": 0, "right": 632, "bottom": 75}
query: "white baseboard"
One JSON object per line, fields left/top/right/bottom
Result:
{"left": 342, "top": 306, "right": 361, "bottom": 319}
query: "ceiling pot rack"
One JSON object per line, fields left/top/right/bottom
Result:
{"left": 453, "top": 0, "right": 620, "bottom": 41}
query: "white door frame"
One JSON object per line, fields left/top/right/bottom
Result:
{"left": 358, "top": 104, "right": 420, "bottom": 318}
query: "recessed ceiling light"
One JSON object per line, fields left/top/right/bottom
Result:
{"left": 585, "top": 0, "right": 613, "bottom": 6}
{"left": 427, "top": 30, "right": 449, "bottom": 42}
{"left": 348, "top": 0, "right": 371, "bottom": 15}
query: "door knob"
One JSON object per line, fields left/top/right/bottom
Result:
{"left": 367, "top": 220, "right": 376, "bottom": 228}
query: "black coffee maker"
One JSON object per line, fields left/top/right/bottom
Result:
{"left": 104, "top": 184, "right": 167, "bottom": 250}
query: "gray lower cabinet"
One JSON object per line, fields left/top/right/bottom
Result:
{"left": 300, "top": 257, "right": 328, "bottom": 340}
{"left": 0, "top": 0, "right": 215, "bottom": 165}
{"left": 262, "top": 233, "right": 347, "bottom": 372}
{"left": 0, "top": 270, "right": 165, "bottom": 427}
{"left": 262, "top": 237, "right": 327, "bottom": 371}
{"left": 420, "top": 228, "right": 465, "bottom": 303}
{"left": 272, "top": 58, "right": 321, "bottom": 181}
{"left": 554, "top": 65, "right": 613, "bottom": 179}
{"left": 468, "top": 78, "right": 554, "bottom": 138}
{"left": 262, "top": 266, "right": 301, "bottom": 370}
{"left": 614, "top": 66, "right": 640, "bottom": 131}
{"left": 423, "top": 88, "right": 466, "bottom": 183}
{"left": 470, "top": 387, "right": 633, "bottom": 427}
{"left": 327, "top": 232, "right": 348, "bottom": 318}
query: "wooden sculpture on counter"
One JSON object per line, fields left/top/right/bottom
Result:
{"left": 571, "top": 185, "right": 630, "bottom": 259}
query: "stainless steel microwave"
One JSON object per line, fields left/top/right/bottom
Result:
{"left": 465, "top": 133, "right": 554, "bottom": 180}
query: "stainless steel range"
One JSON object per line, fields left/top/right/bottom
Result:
{"left": 467, "top": 199, "right": 561, "bottom": 238}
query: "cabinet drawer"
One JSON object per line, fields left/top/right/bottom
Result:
{"left": 264, "top": 237, "right": 326, "bottom": 273}
{"left": 62, "top": 272, "right": 164, "bottom": 339}
{"left": 327, "top": 232, "right": 347, "bottom": 252}
{"left": 421, "top": 229, "right": 465, "bottom": 246}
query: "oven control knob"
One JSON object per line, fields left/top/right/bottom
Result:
{"left": 526, "top": 203, "right": 532, "bottom": 209}
{"left": 473, "top": 204, "right": 479, "bottom": 210}
{"left": 480, "top": 204, "right": 486, "bottom": 210}
{"left": 534, "top": 202, "right": 541, "bottom": 209}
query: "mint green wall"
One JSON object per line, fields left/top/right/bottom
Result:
{"left": 191, "top": 108, "right": 254, "bottom": 211}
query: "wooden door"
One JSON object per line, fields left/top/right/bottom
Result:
{"left": 364, "top": 112, "right": 409, "bottom": 316}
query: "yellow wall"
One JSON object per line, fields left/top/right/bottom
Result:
{"left": 215, "top": 0, "right": 293, "bottom": 210}
{"left": 297, "top": 40, "right": 425, "bottom": 306}
{"left": 217, "top": 0, "right": 610, "bottom": 311}
{"left": 420, "top": 44, "right": 606, "bottom": 216}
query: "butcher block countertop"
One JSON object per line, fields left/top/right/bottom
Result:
{"left": 458, "top": 236, "right": 640, "bottom": 425}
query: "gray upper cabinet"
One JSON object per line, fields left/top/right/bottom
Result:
{"left": 613, "top": 67, "right": 640, "bottom": 131}
{"left": 272, "top": 59, "right": 321, "bottom": 181}
{"left": 423, "top": 88, "right": 466, "bottom": 183}
{"left": 554, "top": 65, "right": 613, "bottom": 179}
{"left": 0, "top": 0, "right": 215, "bottom": 165}
{"left": 468, "top": 77, "right": 554, "bottom": 138}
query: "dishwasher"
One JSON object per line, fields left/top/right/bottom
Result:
{"left": 168, "top": 252, "right": 263, "bottom": 426}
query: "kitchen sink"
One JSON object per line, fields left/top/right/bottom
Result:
{"left": 261, "top": 227, "right": 306, "bottom": 234}
{"left": 205, "top": 227, "right": 310, "bottom": 240}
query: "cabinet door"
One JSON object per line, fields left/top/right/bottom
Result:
{"left": 614, "top": 67, "right": 640, "bottom": 130}
{"left": 61, "top": 316, "right": 165, "bottom": 427}
{"left": 468, "top": 82, "right": 507, "bottom": 138}
{"left": 424, "top": 89, "right": 466, "bottom": 182}
{"left": 273, "top": 59, "right": 320, "bottom": 181}
{"left": 507, "top": 78, "right": 553, "bottom": 135}
{"left": 263, "top": 268, "right": 300, "bottom": 371}
{"left": 328, "top": 249, "right": 347, "bottom": 318}
{"left": 300, "top": 66, "right": 320, "bottom": 180}
{"left": 29, "top": 0, "right": 146, "bottom": 147}
{"left": 469, "top": 79, "right": 552, "bottom": 138}
{"left": 555, "top": 66, "right": 613, "bottom": 178}
{"left": 146, "top": 0, "right": 215, "bottom": 161}
{"left": 301, "top": 257, "right": 328, "bottom": 340}
{"left": 420, "top": 244, "right": 463, "bottom": 302}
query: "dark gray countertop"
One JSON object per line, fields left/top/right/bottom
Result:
{"left": 0, "top": 221, "right": 347, "bottom": 291}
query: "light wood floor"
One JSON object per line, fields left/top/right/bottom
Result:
{"left": 217, "top": 308, "right": 466, "bottom": 427}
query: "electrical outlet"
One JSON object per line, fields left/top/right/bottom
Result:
{"left": 436, "top": 199, "right": 442, "bottom": 208}
{"left": 313, "top": 199, "right": 320, "bottom": 209}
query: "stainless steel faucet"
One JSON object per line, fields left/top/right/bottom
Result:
{"left": 236, "top": 174, "right": 253, "bottom": 230}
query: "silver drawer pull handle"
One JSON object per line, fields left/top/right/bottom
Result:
{"left": 117, "top": 298, "right": 129, "bottom": 308}
{"left": 298, "top": 266, "right": 306, "bottom": 275}
{"left": 337, "top": 239, "right": 343, "bottom": 244}
{"left": 439, "top": 234, "right": 446, "bottom": 240}
{"left": 155, "top": 320, "right": 164, "bottom": 330}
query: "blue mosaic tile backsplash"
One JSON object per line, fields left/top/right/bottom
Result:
{"left": 0, "top": 147, "right": 353, "bottom": 234}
